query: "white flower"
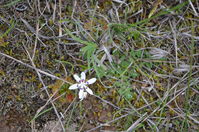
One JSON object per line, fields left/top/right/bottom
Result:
{"left": 69, "top": 72, "right": 96, "bottom": 101}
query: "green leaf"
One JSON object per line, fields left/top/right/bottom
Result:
{"left": 131, "top": 30, "right": 140, "bottom": 40}
{"left": 0, "top": 19, "right": 15, "bottom": 38}
{"left": 135, "top": 50, "right": 142, "bottom": 58}
{"left": 144, "top": 62, "right": 153, "bottom": 69}
{"left": 130, "top": 50, "right": 136, "bottom": 58}
{"left": 95, "top": 66, "right": 106, "bottom": 78}
{"left": 120, "top": 61, "right": 130, "bottom": 68}
{"left": 3, "top": 0, "right": 23, "bottom": 7}
{"left": 130, "top": 72, "right": 139, "bottom": 78}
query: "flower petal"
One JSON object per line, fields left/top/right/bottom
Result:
{"left": 73, "top": 74, "right": 80, "bottom": 82}
{"left": 69, "top": 84, "right": 78, "bottom": 90}
{"left": 79, "top": 89, "right": 84, "bottom": 99}
{"left": 85, "top": 87, "right": 93, "bottom": 95}
{"left": 80, "top": 92, "right": 87, "bottom": 101}
{"left": 81, "top": 72, "right": 86, "bottom": 80}
{"left": 83, "top": 92, "right": 87, "bottom": 98}
{"left": 79, "top": 83, "right": 84, "bottom": 89}
{"left": 86, "top": 78, "right": 96, "bottom": 85}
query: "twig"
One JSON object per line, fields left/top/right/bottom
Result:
{"left": 86, "top": 113, "right": 129, "bottom": 132}
{"left": 23, "top": 44, "right": 65, "bottom": 131}
{"left": 0, "top": 52, "right": 72, "bottom": 85}
{"left": 126, "top": 112, "right": 147, "bottom": 132}
{"left": 20, "top": 18, "right": 72, "bottom": 40}
{"left": 93, "top": 94, "right": 121, "bottom": 110}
